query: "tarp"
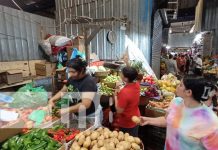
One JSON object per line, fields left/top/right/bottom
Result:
{"left": 123, "top": 35, "right": 156, "bottom": 78}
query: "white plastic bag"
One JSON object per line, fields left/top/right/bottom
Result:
{"left": 49, "top": 35, "right": 71, "bottom": 47}
{"left": 39, "top": 39, "right": 52, "bottom": 55}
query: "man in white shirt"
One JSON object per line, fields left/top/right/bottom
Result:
{"left": 194, "top": 54, "right": 202, "bottom": 76}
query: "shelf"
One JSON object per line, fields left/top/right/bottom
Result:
{"left": 0, "top": 80, "right": 32, "bottom": 90}
{"left": 0, "top": 76, "right": 53, "bottom": 90}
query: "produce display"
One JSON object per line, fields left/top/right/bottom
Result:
{"left": 147, "top": 96, "right": 174, "bottom": 110}
{"left": 141, "top": 75, "right": 156, "bottom": 85}
{"left": 140, "top": 85, "right": 159, "bottom": 99}
{"left": 102, "top": 75, "right": 121, "bottom": 83}
{"left": 99, "top": 83, "right": 114, "bottom": 96}
{"left": 48, "top": 125, "right": 80, "bottom": 142}
{"left": 70, "top": 127, "right": 142, "bottom": 150}
{"left": 130, "top": 60, "right": 145, "bottom": 74}
{"left": 157, "top": 74, "right": 180, "bottom": 95}
{"left": 2, "top": 129, "right": 61, "bottom": 150}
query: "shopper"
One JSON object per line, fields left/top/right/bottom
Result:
{"left": 194, "top": 54, "right": 203, "bottom": 76}
{"left": 114, "top": 67, "right": 140, "bottom": 137}
{"left": 166, "top": 54, "right": 178, "bottom": 75}
{"left": 140, "top": 76, "right": 218, "bottom": 150}
{"left": 185, "top": 54, "right": 190, "bottom": 74}
{"left": 49, "top": 56, "right": 101, "bottom": 125}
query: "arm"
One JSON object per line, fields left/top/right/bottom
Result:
{"left": 140, "top": 116, "right": 167, "bottom": 128}
{"left": 60, "top": 92, "right": 95, "bottom": 114}
{"left": 49, "top": 85, "right": 68, "bottom": 105}
{"left": 114, "top": 95, "right": 124, "bottom": 114}
{"left": 201, "top": 130, "right": 218, "bottom": 149}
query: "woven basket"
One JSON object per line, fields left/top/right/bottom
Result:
{"left": 94, "top": 71, "right": 110, "bottom": 77}
{"left": 103, "top": 82, "right": 116, "bottom": 89}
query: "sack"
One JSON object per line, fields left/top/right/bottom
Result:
{"left": 49, "top": 35, "right": 71, "bottom": 47}
{"left": 39, "top": 39, "right": 52, "bottom": 55}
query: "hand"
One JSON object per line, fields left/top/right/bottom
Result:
{"left": 58, "top": 108, "right": 70, "bottom": 116}
{"left": 140, "top": 116, "right": 150, "bottom": 126}
{"left": 48, "top": 100, "right": 55, "bottom": 112}
{"left": 114, "top": 89, "right": 120, "bottom": 96}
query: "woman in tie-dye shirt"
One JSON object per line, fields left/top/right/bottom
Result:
{"left": 140, "top": 76, "right": 218, "bottom": 150}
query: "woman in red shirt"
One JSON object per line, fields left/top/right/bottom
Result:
{"left": 114, "top": 67, "right": 140, "bottom": 136}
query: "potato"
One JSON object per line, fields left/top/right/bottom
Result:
{"left": 127, "top": 136, "right": 135, "bottom": 143}
{"left": 91, "top": 131, "right": 99, "bottom": 140}
{"left": 97, "top": 127, "right": 103, "bottom": 132}
{"left": 111, "top": 138, "right": 119, "bottom": 145}
{"left": 116, "top": 144, "right": 125, "bottom": 150}
{"left": 118, "top": 134, "right": 124, "bottom": 141}
{"left": 105, "top": 142, "right": 115, "bottom": 150}
{"left": 75, "top": 132, "right": 83, "bottom": 141}
{"left": 78, "top": 135, "right": 85, "bottom": 146}
{"left": 119, "top": 131, "right": 124, "bottom": 136}
{"left": 134, "top": 137, "right": 141, "bottom": 145}
{"left": 103, "top": 132, "right": 110, "bottom": 139}
{"left": 98, "top": 140, "right": 104, "bottom": 147}
{"left": 109, "top": 132, "right": 114, "bottom": 138}
{"left": 132, "top": 116, "right": 141, "bottom": 124}
{"left": 71, "top": 141, "right": 80, "bottom": 150}
{"left": 120, "top": 141, "right": 131, "bottom": 149}
{"left": 80, "top": 148, "right": 88, "bottom": 150}
{"left": 131, "top": 143, "right": 141, "bottom": 150}
{"left": 84, "top": 130, "right": 91, "bottom": 137}
{"left": 124, "top": 133, "right": 130, "bottom": 137}
{"left": 104, "top": 128, "right": 110, "bottom": 133}
{"left": 92, "top": 144, "right": 99, "bottom": 149}
{"left": 83, "top": 139, "right": 91, "bottom": 148}
{"left": 99, "top": 147, "right": 107, "bottom": 150}
{"left": 91, "top": 140, "right": 98, "bottom": 147}
{"left": 112, "top": 131, "right": 119, "bottom": 138}
{"left": 97, "top": 135, "right": 105, "bottom": 140}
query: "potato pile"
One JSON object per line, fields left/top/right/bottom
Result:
{"left": 70, "top": 127, "right": 142, "bottom": 150}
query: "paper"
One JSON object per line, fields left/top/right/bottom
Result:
{"left": 0, "top": 109, "right": 19, "bottom": 122}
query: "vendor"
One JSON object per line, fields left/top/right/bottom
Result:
{"left": 140, "top": 76, "right": 218, "bottom": 149}
{"left": 49, "top": 56, "right": 101, "bottom": 125}
{"left": 114, "top": 67, "right": 140, "bottom": 137}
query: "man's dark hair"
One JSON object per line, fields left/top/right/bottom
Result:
{"left": 122, "top": 67, "right": 138, "bottom": 82}
{"left": 67, "top": 56, "right": 87, "bottom": 73}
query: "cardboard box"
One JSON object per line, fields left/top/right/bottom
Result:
{"left": 0, "top": 120, "right": 25, "bottom": 142}
{"left": 35, "top": 62, "right": 56, "bottom": 76}
{"left": 73, "top": 36, "right": 85, "bottom": 53}
{"left": 73, "top": 36, "right": 85, "bottom": 45}
{"left": 0, "top": 70, "right": 23, "bottom": 85}
{"left": 56, "top": 67, "right": 67, "bottom": 81}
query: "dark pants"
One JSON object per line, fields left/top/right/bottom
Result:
{"left": 120, "top": 125, "right": 139, "bottom": 137}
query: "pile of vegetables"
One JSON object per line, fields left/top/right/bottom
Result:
{"left": 102, "top": 75, "right": 120, "bottom": 83}
{"left": 2, "top": 129, "right": 61, "bottom": 150}
{"left": 130, "top": 60, "right": 145, "bottom": 73}
{"left": 99, "top": 83, "right": 114, "bottom": 96}
{"left": 70, "top": 127, "right": 142, "bottom": 150}
{"left": 48, "top": 125, "right": 80, "bottom": 142}
{"left": 141, "top": 75, "right": 156, "bottom": 85}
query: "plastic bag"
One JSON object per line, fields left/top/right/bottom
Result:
{"left": 9, "top": 83, "right": 48, "bottom": 109}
